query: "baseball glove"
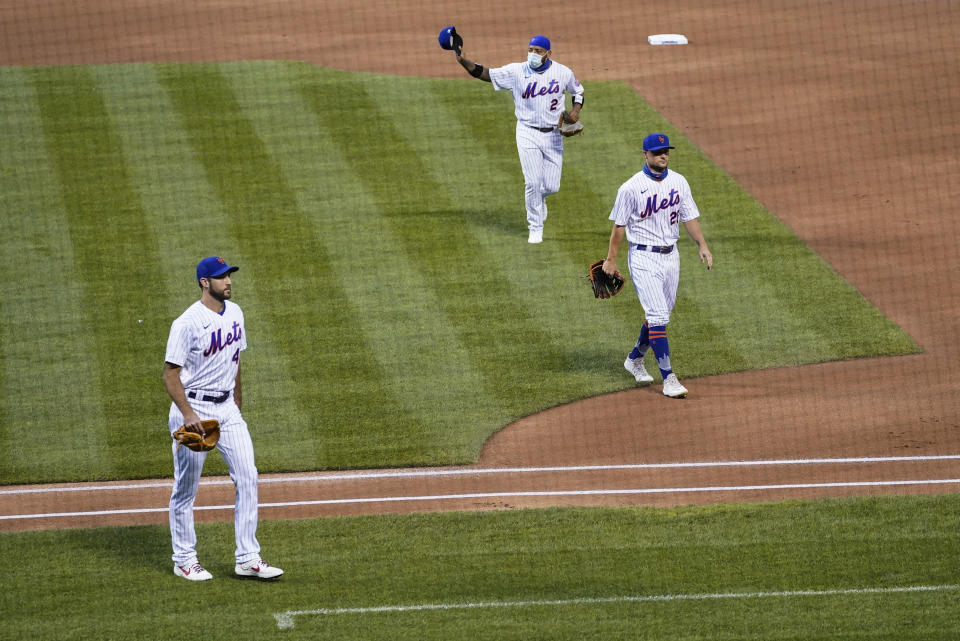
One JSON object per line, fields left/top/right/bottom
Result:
{"left": 558, "top": 111, "right": 584, "bottom": 137}
{"left": 588, "top": 259, "right": 625, "bottom": 299}
{"left": 173, "top": 420, "right": 220, "bottom": 452}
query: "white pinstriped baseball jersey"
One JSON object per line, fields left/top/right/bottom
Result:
{"left": 165, "top": 297, "right": 261, "bottom": 567}
{"left": 489, "top": 60, "right": 584, "bottom": 129}
{"left": 609, "top": 170, "right": 700, "bottom": 245}
{"left": 165, "top": 299, "right": 246, "bottom": 393}
{"left": 490, "top": 59, "right": 583, "bottom": 236}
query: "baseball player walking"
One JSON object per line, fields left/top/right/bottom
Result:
{"left": 603, "top": 134, "right": 713, "bottom": 398}
{"left": 451, "top": 34, "right": 584, "bottom": 243}
{"left": 162, "top": 256, "right": 283, "bottom": 581}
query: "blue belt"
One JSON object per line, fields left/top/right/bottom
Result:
{"left": 188, "top": 390, "right": 230, "bottom": 404}
{"left": 636, "top": 244, "right": 674, "bottom": 254}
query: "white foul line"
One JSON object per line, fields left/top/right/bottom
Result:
{"left": 3, "top": 477, "right": 959, "bottom": 521}
{"left": 263, "top": 454, "right": 960, "bottom": 484}
{"left": 3, "top": 454, "right": 959, "bottom": 495}
{"left": 273, "top": 584, "right": 960, "bottom": 629}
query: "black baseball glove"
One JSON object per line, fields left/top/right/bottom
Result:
{"left": 588, "top": 259, "right": 625, "bottom": 299}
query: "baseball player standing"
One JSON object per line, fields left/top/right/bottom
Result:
{"left": 603, "top": 134, "right": 713, "bottom": 398}
{"left": 162, "top": 256, "right": 283, "bottom": 581}
{"left": 451, "top": 33, "right": 584, "bottom": 243}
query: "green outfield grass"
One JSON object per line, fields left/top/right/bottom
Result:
{"left": 2, "top": 495, "right": 958, "bottom": 640}
{"left": 0, "top": 61, "right": 919, "bottom": 484}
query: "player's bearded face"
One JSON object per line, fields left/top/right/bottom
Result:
{"left": 645, "top": 149, "right": 670, "bottom": 171}
{"left": 206, "top": 275, "right": 232, "bottom": 301}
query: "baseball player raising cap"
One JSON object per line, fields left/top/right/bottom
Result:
{"left": 440, "top": 27, "right": 585, "bottom": 244}
{"left": 602, "top": 133, "right": 713, "bottom": 398}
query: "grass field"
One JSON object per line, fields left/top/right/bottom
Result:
{"left": 2, "top": 495, "right": 958, "bottom": 640}
{"left": 0, "top": 61, "right": 918, "bottom": 484}
{"left": 0, "top": 61, "right": 947, "bottom": 640}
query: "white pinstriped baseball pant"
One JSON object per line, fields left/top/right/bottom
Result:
{"left": 627, "top": 245, "right": 680, "bottom": 327}
{"left": 515, "top": 123, "right": 564, "bottom": 232}
{"left": 168, "top": 396, "right": 260, "bottom": 565}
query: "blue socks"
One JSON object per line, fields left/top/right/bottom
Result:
{"left": 647, "top": 325, "right": 673, "bottom": 380}
{"left": 630, "top": 322, "right": 673, "bottom": 379}
{"left": 628, "top": 322, "right": 650, "bottom": 360}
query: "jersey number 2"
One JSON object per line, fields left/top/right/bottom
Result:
{"left": 550, "top": 98, "right": 560, "bottom": 111}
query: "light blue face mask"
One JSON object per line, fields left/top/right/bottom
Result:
{"left": 527, "top": 51, "right": 544, "bottom": 68}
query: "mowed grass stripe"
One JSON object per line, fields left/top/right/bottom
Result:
{"left": 30, "top": 66, "right": 168, "bottom": 471}
{"left": 300, "top": 73, "right": 574, "bottom": 417}
{"left": 93, "top": 63, "right": 302, "bottom": 475}
{"left": 156, "top": 63, "right": 433, "bottom": 467}
{"left": 228, "top": 63, "right": 497, "bottom": 462}
{"left": 91, "top": 64, "right": 239, "bottom": 315}
{"left": 367, "top": 74, "right": 639, "bottom": 394}
{"left": 0, "top": 68, "right": 111, "bottom": 482}
{"left": 688, "top": 175, "right": 918, "bottom": 363}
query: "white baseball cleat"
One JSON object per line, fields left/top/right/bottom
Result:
{"left": 528, "top": 229, "right": 543, "bottom": 244}
{"left": 624, "top": 357, "right": 654, "bottom": 384}
{"left": 235, "top": 558, "right": 284, "bottom": 579}
{"left": 174, "top": 560, "right": 213, "bottom": 581}
{"left": 662, "top": 373, "right": 688, "bottom": 398}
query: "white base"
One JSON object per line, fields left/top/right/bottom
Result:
{"left": 648, "top": 34, "right": 689, "bottom": 46}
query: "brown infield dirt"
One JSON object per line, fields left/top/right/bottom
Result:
{"left": 2, "top": 0, "right": 959, "bottom": 533}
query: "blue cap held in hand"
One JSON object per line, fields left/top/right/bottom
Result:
{"left": 438, "top": 26, "right": 461, "bottom": 51}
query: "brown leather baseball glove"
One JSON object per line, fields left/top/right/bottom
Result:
{"left": 558, "top": 111, "right": 584, "bottom": 137}
{"left": 588, "top": 259, "right": 625, "bottom": 299}
{"left": 173, "top": 419, "right": 220, "bottom": 452}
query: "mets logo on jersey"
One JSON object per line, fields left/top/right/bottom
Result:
{"left": 641, "top": 189, "right": 681, "bottom": 219}
{"left": 522, "top": 79, "right": 562, "bottom": 99}
{"left": 203, "top": 321, "right": 243, "bottom": 357}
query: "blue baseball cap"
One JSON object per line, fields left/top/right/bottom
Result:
{"left": 196, "top": 256, "right": 239, "bottom": 282}
{"left": 529, "top": 35, "right": 551, "bottom": 50}
{"left": 643, "top": 133, "right": 675, "bottom": 151}
{"left": 438, "top": 25, "right": 458, "bottom": 51}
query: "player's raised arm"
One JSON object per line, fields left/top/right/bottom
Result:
{"left": 437, "top": 25, "right": 491, "bottom": 81}
{"left": 455, "top": 53, "right": 491, "bottom": 82}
